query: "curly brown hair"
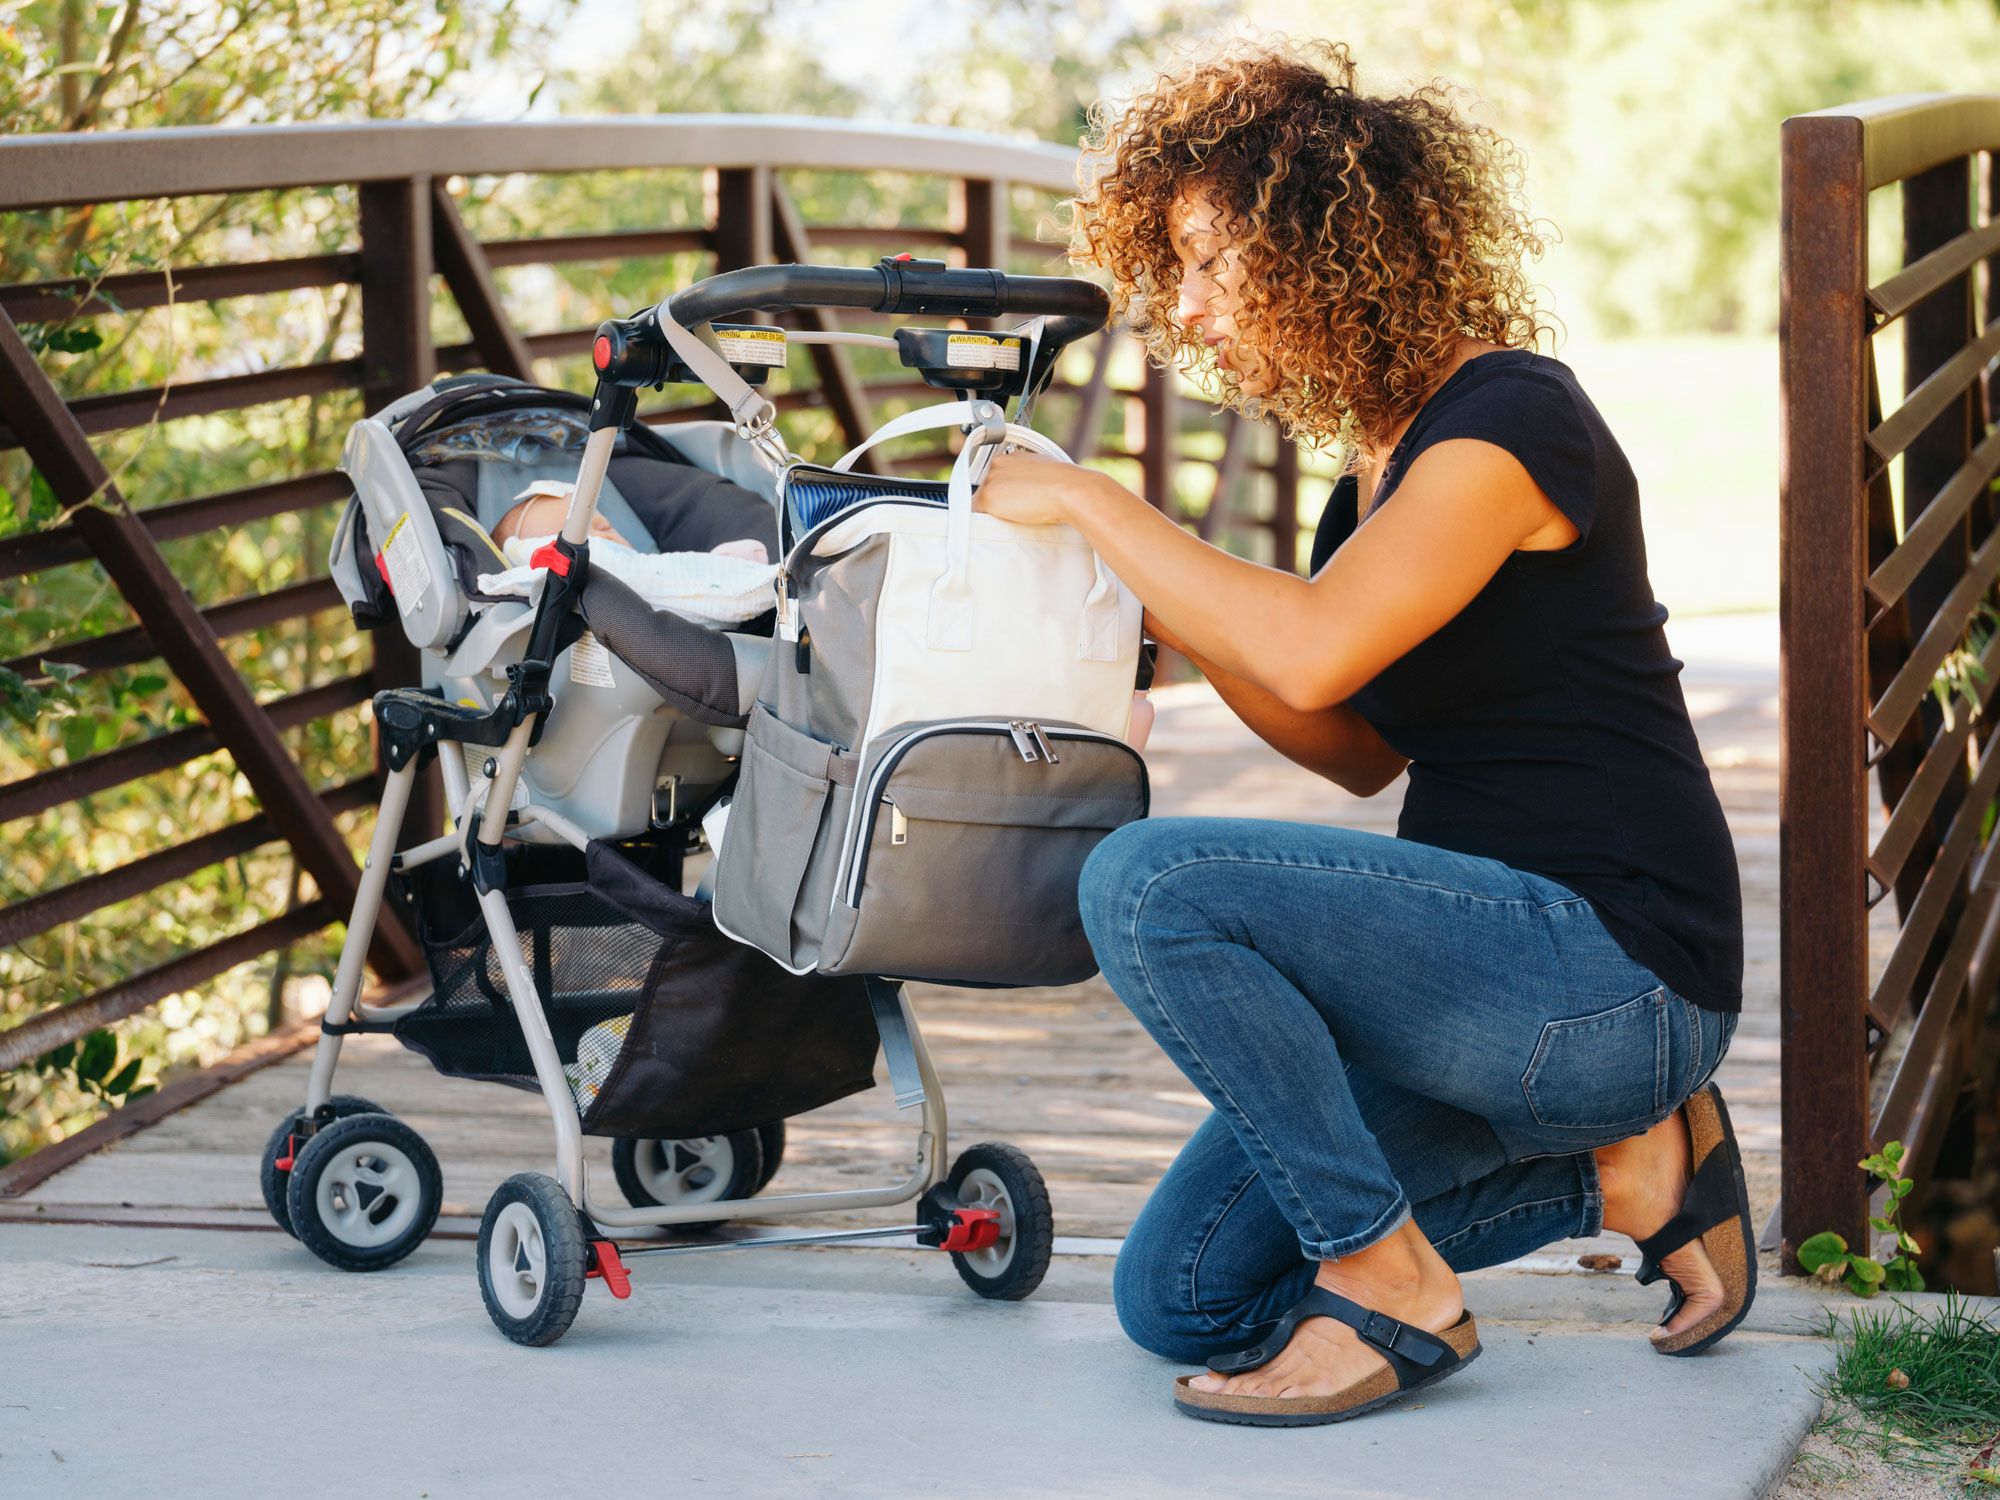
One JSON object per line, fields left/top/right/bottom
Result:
{"left": 1057, "top": 35, "right": 1553, "bottom": 456}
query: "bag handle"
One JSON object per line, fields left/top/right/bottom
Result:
{"left": 931, "top": 414, "right": 1127, "bottom": 662}
{"left": 829, "top": 398, "right": 1003, "bottom": 473}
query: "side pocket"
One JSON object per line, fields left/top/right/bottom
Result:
{"left": 1520, "top": 986, "right": 1673, "bottom": 1132}
{"left": 711, "top": 702, "right": 841, "bottom": 971}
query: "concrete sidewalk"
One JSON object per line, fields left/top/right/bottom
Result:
{"left": 0, "top": 1217, "right": 1921, "bottom": 1500}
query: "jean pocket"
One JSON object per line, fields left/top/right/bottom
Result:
{"left": 1521, "top": 986, "right": 1675, "bottom": 1132}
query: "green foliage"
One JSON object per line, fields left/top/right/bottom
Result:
{"left": 1801, "top": 1140, "right": 1926, "bottom": 1297}
{"left": 1808, "top": 1290, "right": 2000, "bottom": 1481}
{"left": 32, "top": 1030, "right": 157, "bottom": 1109}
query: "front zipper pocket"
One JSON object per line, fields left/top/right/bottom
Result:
{"left": 818, "top": 718, "right": 1150, "bottom": 986}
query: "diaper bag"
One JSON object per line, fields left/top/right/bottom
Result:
{"left": 710, "top": 400, "right": 1151, "bottom": 987}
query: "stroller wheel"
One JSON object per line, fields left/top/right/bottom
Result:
{"left": 610, "top": 1130, "right": 764, "bottom": 1232}
{"left": 944, "top": 1142, "right": 1055, "bottom": 1302}
{"left": 754, "top": 1120, "right": 786, "bottom": 1193}
{"left": 259, "top": 1095, "right": 388, "bottom": 1238}
{"left": 286, "top": 1113, "right": 443, "bottom": 1272}
{"left": 477, "top": 1172, "right": 588, "bottom": 1347}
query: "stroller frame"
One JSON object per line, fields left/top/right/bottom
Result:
{"left": 266, "top": 256, "right": 1109, "bottom": 1344}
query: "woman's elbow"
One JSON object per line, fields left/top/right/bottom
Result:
{"left": 1271, "top": 666, "right": 1356, "bottom": 715}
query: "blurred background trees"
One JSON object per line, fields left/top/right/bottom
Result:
{"left": 2, "top": 0, "right": 1994, "bottom": 1158}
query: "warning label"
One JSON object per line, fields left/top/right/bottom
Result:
{"left": 380, "top": 513, "right": 433, "bottom": 605}
{"left": 716, "top": 327, "right": 788, "bottom": 367}
{"left": 945, "top": 334, "right": 1022, "bottom": 371}
{"left": 569, "top": 630, "right": 615, "bottom": 687}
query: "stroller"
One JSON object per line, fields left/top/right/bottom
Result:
{"left": 259, "top": 256, "right": 1115, "bottom": 1345}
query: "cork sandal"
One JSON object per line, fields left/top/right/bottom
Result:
{"left": 1172, "top": 1286, "right": 1482, "bottom": 1427}
{"left": 1632, "top": 1083, "right": 1756, "bottom": 1357}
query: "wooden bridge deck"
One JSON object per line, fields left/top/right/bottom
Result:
{"left": 5, "top": 613, "right": 1814, "bottom": 1267}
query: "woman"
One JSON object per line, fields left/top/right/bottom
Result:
{"left": 974, "top": 37, "right": 1752, "bottom": 1428}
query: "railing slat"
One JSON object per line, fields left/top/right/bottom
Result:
{"left": 0, "top": 470, "right": 350, "bottom": 582}
{"left": 0, "top": 254, "right": 363, "bottom": 324}
{"left": 1867, "top": 423, "right": 2000, "bottom": 607}
{"left": 0, "top": 673, "right": 371, "bottom": 826}
{"left": 0, "top": 777, "right": 376, "bottom": 948}
{"left": 1868, "top": 315, "right": 2000, "bottom": 464}
{"left": 1869, "top": 217, "right": 2000, "bottom": 326}
{"left": 6, "top": 576, "right": 344, "bottom": 681}
{"left": 0, "top": 900, "right": 336, "bottom": 1071}
{"left": 1869, "top": 711, "right": 2000, "bottom": 1027}
{"left": 1866, "top": 516, "right": 2000, "bottom": 745}
{"left": 1868, "top": 623, "right": 2000, "bottom": 887}
{"left": 0, "top": 358, "right": 366, "bottom": 451}
{"left": 480, "top": 228, "right": 711, "bottom": 267}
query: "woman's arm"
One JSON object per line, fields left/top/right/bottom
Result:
{"left": 1146, "top": 610, "right": 1409, "bottom": 795}
{"left": 974, "top": 439, "right": 1577, "bottom": 712}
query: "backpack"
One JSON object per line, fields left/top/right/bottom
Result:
{"left": 710, "top": 398, "right": 1151, "bottom": 987}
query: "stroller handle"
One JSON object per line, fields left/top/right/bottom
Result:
{"left": 657, "top": 260, "right": 1109, "bottom": 351}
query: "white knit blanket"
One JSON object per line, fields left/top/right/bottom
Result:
{"left": 477, "top": 534, "right": 778, "bottom": 626}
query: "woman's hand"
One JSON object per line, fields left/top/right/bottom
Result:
{"left": 970, "top": 449, "right": 1091, "bottom": 527}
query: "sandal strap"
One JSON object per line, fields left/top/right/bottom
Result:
{"left": 1206, "top": 1286, "right": 1461, "bottom": 1390}
{"left": 1631, "top": 1137, "right": 1738, "bottom": 1285}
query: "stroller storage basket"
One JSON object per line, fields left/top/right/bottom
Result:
{"left": 392, "top": 839, "right": 879, "bottom": 1138}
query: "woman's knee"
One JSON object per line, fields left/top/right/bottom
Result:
{"left": 1111, "top": 1232, "right": 1220, "bottom": 1363}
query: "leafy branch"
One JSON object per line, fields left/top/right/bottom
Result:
{"left": 30, "top": 1028, "right": 156, "bottom": 1110}
{"left": 1798, "top": 1139, "right": 1925, "bottom": 1296}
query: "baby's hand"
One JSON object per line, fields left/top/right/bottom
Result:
{"left": 710, "top": 538, "right": 770, "bottom": 564}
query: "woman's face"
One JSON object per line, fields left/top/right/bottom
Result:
{"left": 1167, "top": 181, "right": 1277, "bottom": 398}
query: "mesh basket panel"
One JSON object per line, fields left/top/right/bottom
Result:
{"left": 394, "top": 875, "right": 665, "bottom": 1092}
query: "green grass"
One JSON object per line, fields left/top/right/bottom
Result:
{"left": 1804, "top": 1290, "right": 2000, "bottom": 1487}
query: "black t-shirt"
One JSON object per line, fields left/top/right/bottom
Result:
{"left": 1309, "top": 349, "right": 1744, "bottom": 1011}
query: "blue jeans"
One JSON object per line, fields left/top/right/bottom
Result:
{"left": 1077, "top": 816, "right": 1737, "bottom": 1364}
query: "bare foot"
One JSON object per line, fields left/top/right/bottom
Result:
{"left": 1595, "top": 1102, "right": 1726, "bottom": 1341}
{"left": 1186, "top": 1219, "right": 1464, "bottom": 1399}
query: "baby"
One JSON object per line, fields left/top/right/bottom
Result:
{"left": 476, "top": 482, "right": 778, "bottom": 626}
{"left": 491, "top": 483, "right": 769, "bottom": 564}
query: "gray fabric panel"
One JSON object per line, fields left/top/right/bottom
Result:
{"left": 786, "top": 539, "right": 889, "bottom": 749}
{"left": 883, "top": 782, "right": 1144, "bottom": 829}
{"left": 578, "top": 570, "right": 745, "bottom": 728}
{"left": 608, "top": 454, "right": 778, "bottom": 557}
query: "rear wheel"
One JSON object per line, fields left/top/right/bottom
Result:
{"left": 477, "top": 1172, "right": 589, "bottom": 1347}
{"left": 259, "top": 1095, "right": 386, "bottom": 1238}
{"left": 286, "top": 1112, "right": 442, "bottom": 1271}
{"left": 754, "top": 1120, "right": 786, "bottom": 1193}
{"left": 610, "top": 1130, "right": 764, "bottom": 1233}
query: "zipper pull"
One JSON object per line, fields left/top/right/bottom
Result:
{"left": 1028, "top": 722, "right": 1059, "bottom": 764}
{"left": 795, "top": 622, "right": 812, "bottom": 674}
{"left": 1007, "top": 720, "right": 1040, "bottom": 762}
{"left": 890, "top": 800, "right": 908, "bottom": 845}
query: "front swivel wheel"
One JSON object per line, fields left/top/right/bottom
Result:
{"left": 943, "top": 1142, "right": 1054, "bottom": 1302}
{"left": 477, "top": 1172, "right": 589, "bottom": 1347}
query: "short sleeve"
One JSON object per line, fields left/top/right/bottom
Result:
{"left": 1398, "top": 367, "right": 1599, "bottom": 548}
{"left": 1308, "top": 473, "right": 1359, "bottom": 575}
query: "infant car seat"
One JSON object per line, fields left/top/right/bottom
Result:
{"left": 331, "top": 373, "right": 782, "bottom": 841}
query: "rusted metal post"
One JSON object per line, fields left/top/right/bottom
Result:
{"left": 710, "top": 165, "right": 774, "bottom": 270}
{"left": 1778, "top": 113, "right": 1873, "bottom": 1267}
{"left": 1271, "top": 432, "right": 1301, "bottom": 576}
{"left": 358, "top": 176, "right": 444, "bottom": 852}
{"left": 1138, "top": 361, "right": 1179, "bottom": 515}
{"left": 955, "top": 176, "right": 1011, "bottom": 328}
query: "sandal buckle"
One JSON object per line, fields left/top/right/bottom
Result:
{"left": 1360, "top": 1310, "right": 1403, "bottom": 1349}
